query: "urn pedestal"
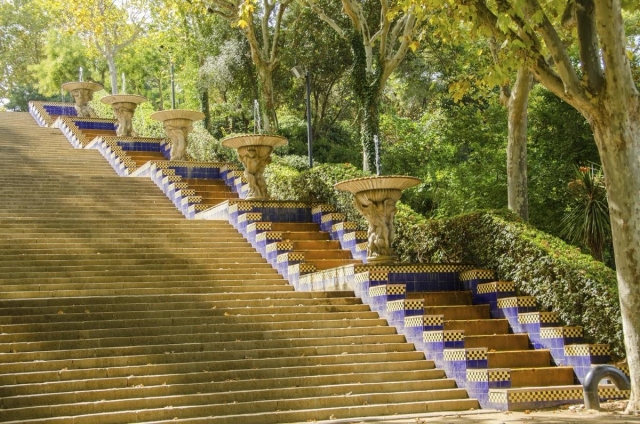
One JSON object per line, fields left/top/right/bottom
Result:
{"left": 335, "top": 175, "right": 420, "bottom": 264}
{"left": 221, "top": 135, "right": 288, "bottom": 200}
{"left": 101, "top": 94, "right": 147, "bottom": 137}
{"left": 61, "top": 81, "right": 104, "bottom": 118}
{"left": 150, "top": 110, "right": 205, "bottom": 161}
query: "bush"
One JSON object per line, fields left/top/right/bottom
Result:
{"left": 394, "top": 209, "right": 623, "bottom": 358}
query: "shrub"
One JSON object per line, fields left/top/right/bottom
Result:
{"left": 394, "top": 209, "right": 623, "bottom": 358}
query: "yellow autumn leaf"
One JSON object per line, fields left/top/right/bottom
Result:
{"left": 409, "top": 41, "right": 420, "bottom": 52}
{"left": 236, "top": 19, "right": 248, "bottom": 29}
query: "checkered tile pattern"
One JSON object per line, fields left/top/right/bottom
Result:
{"left": 354, "top": 272, "right": 370, "bottom": 284}
{"left": 497, "top": 296, "right": 537, "bottom": 308}
{"left": 423, "top": 331, "right": 444, "bottom": 343}
{"left": 368, "top": 285, "right": 387, "bottom": 297}
{"left": 443, "top": 330, "right": 464, "bottom": 342}
{"left": 477, "top": 281, "right": 515, "bottom": 294}
{"left": 355, "top": 242, "right": 368, "bottom": 252}
{"left": 387, "top": 300, "right": 404, "bottom": 312}
{"left": 467, "top": 348, "right": 488, "bottom": 360}
{"left": 321, "top": 213, "right": 345, "bottom": 223}
{"left": 488, "top": 391, "right": 508, "bottom": 404}
{"left": 443, "top": 349, "right": 466, "bottom": 361}
{"left": 311, "top": 204, "right": 336, "bottom": 214}
{"left": 564, "top": 344, "right": 610, "bottom": 356}
{"left": 277, "top": 252, "right": 305, "bottom": 263}
{"left": 266, "top": 242, "right": 293, "bottom": 252}
{"left": 540, "top": 326, "right": 583, "bottom": 339}
{"left": 332, "top": 221, "right": 357, "bottom": 231}
{"left": 423, "top": 315, "right": 444, "bottom": 326}
{"left": 404, "top": 316, "right": 424, "bottom": 327}
{"left": 518, "top": 311, "right": 558, "bottom": 324}
{"left": 459, "top": 269, "right": 495, "bottom": 281}
{"left": 288, "top": 263, "right": 317, "bottom": 274}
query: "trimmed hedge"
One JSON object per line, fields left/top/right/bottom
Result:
{"left": 394, "top": 207, "right": 623, "bottom": 358}
{"left": 266, "top": 162, "right": 624, "bottom": 358}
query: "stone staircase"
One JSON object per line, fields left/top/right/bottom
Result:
{"left": 0, "top": 111, "right": 478, "bottom": 422}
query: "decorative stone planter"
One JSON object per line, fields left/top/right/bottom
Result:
{"left": 61, "top": 81, "right": 104, "bottom": 118}
{"left": 222, "top": 135, "right": 288, "bottom": 200}
{"left": 335, "top": 175, "right": 420, "bottom": 264}
{"left": 150, "top": 110, "right": 205, "bottom": 161}
{"left": 100, "top": 94, "right": 146, "bottom": 137}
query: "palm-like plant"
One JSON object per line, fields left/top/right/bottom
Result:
{"left": 560, "top": 165, "right": 610, "bottom": 261}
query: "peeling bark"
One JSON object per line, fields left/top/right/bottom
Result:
{"left": 590, "top": 111, "right": 640, "bottom": 413}
{"left": 502, "top": 67, "right": 532, "bottom": 221}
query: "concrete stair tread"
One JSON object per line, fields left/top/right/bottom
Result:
{"left": 443, "top": 319, "right": 510, "bottom": 335}
{"left": 463, "top": 334, "right": 531, "bottom": 350}
{"left": 1, "top": 378, "right": 459, "bottom": 408}
{"left": 486, "top": 349, "right": 551, "bottom": 368}
{"left": 407, "top": 291, "right": 472, "bottom": 306}
{"left": 0, "top": 390, "right": 477, "bottom": 423}
{"left": 509, "top": 366, "right": 575, "bottom": 387}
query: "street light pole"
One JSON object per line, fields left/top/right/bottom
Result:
{"left": 291, "top": 65, "right": 313, "bottom": 168}
{"left": 170, "top": 61, "right": 176, "bottom": 110}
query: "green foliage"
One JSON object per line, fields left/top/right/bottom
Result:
{"left": 560, "top": 166, "right": 611, "bottom": 262}
{"left": 393, "top": 208, "right": 623, "bottom": 358}
{"left": 187, "top": 121, "right": 238, "bottom": 163}
{"left": 265, "top": 162, "right": 369, "bottom": 227}
{"left": 527, "top": 86, "right": 601, "bottom": 237}
{"left": 30, "top": 31, "right": 94, "bottom": 96}
{"left": 381, "top": 96, "right": 508, "bottom": 217}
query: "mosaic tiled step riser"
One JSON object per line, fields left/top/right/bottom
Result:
{"left": 90, "top": 138, "right": 170, "bottom": 177}
{"left": 56, "top": 117, "right": 118, "bottom": 148}
{"left": 29, "top": 101, "right": 80, "bottom": 127}
{"left": 488, "top": 385, "right": 630, "bottom": 411}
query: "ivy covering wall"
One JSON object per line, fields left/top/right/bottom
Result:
{"left": 266, "top": 161, "right": 624, "bottom": 358}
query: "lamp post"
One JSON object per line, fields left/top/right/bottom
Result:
{"left": 291, "top": 65, "right": 313, "bottom": 168}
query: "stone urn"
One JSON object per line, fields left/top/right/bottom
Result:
{"left": 61, "top": 81, "right": 104, "bottom": 118}
{"left": 150, "top": 110, "right": 205, "bottom": 161}
{"left": 101, "top": 94, "right": 146, "bottom": 137}
{"left": 222, "top": 135, "right": 288, "bottom": 200}
{"left": 335, "top": 175, "right": 420, "bottom": 264}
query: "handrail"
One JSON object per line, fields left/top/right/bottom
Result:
{"left": 583, "top": 364, "right": 630, "bottom": 410}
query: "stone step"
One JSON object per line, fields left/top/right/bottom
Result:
{"left": 306, "top": 259, "right": 362, "bottom": 270}
{"left": 278, "top": 231, "right": 331, "bottom": 241}
{"left": 509, "top": 366, "right": 575, "bottom": 387}
{"left": 298, "top": 249, "right": 353, "bottom": 260}
{"left": 270, "top": 222, "right": 319, "bottom": 232}
{"left": 2, "top": 325, "right": 399, "bottom": 358}
{"left": 0, "top": 302, "right": 369, "bottom": 321}
{"left": 444, "top": 319, "right": 510, "bottom": 335}
{"left": 487, "top": 350, "right": 552, "bottom": 368}
{"left": 1, "top": 377, "right": 453, "bottom": 410}
{"left": 292, "top": 240, "right": 341, "bottom": 250}
{"left": 463, "top": 334, "right": 531, "bottom": 351}
{"left": 408, "top": 291, "right": 473, "bottom": 306}
{"left": 0, "top": 362, "right": 434, "bottom": 397}
{"left": 0, "top": 308, "right": 375, "bottom": 328}
{"left": 424, "top": 305, "right": 490, "bottom": 320}
{"left": 0, "top": 387, "right": 472, "bottom": 423}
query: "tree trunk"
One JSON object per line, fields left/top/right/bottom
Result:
{"left": 199, "top": 87, "right": 211, "bottom": 132}
{"left": 106, "top": 54, "right": 118, "bottom": 95}
{"left": 589, "top": 110, "right": 640, "bottom": 412}
{"left": 257, "top": 66, "right": 278, "bottom": 133}
{"left": 350, "top": 31, "right": 379, "bottom": 172}
{"left": 360, "top": 96, "right": 380, "bottom": 173}
{"left": 505, "top": 67, "right": 532, "bottom": 221}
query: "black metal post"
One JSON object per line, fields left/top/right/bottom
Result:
{"left": 170, "top": 61, "right": 176, "bottom": 110}
{"left": 305, "top": 71, "right": 313, "bottom": 168}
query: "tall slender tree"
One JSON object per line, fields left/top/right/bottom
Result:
{"left": 299, "top": 0, "right": 423, "bottom": 171}
{"left": 206, "top": 0, "right": 293, "bottom": 133}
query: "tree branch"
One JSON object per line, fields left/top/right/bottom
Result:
{"left": 593, "top": 0, "right": 638, "bottom": 99}
{"left": 299, "top": 0, "right": 346, "bottom": 39}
